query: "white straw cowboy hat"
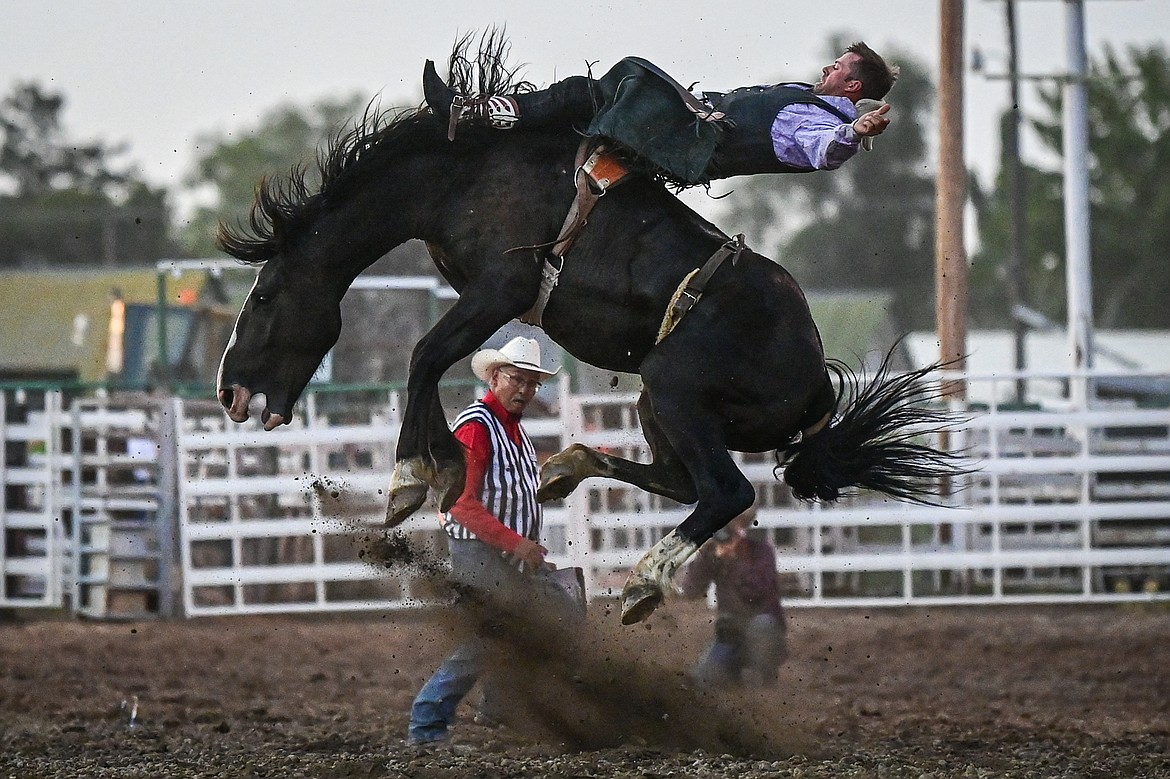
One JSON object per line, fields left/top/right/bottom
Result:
{"left": 471, "top": 337, "right": 559, "bottom": 383}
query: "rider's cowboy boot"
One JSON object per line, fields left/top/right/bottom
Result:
{"left": 424, "top": 61, "right": 594, "bottom": 141}
{"left": 423, "top": 60, "right": 520, "bottom": 141}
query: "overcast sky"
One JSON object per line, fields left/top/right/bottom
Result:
{"left": 3, "top": 0, "right": 1167, "bottom": 220}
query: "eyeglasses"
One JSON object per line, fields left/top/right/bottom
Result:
{"left": 496, "top": 368, "right": 542, "bottom": 391}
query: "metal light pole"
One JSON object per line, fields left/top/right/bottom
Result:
{"left": 1062, "top": 0, "right": 1095, "bottom": 406}
{"left": 1004, "top": 0, "right": 1029, "bottom": 402}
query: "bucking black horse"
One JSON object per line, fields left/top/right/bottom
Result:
{"left": 215, "top": 38, "right": 965, "bottom": 624}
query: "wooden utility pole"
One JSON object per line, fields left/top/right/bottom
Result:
{"left": 935, "top": 1, "right": 968, "bottom": 533}
{"left": 936, "top": 0, "right": 968, "bottom": 384}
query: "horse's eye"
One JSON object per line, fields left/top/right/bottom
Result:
{"left": 254, "top": 292, "right": 272, "bottom": 305}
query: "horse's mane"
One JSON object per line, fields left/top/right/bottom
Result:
{"left": 443, "top": 29, "right": 537, "bottom": 100}
{"left": 215, "top": 31, "right": 532, "bottom": 265}
{"left": 215, "top": 107, "right": 431, "bottom": 265}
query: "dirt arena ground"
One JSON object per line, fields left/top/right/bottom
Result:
{"left": 2, "top": 600, "right": 1168, "bottom": 778}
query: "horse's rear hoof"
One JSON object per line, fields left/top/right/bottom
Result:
{"left": 385, "top": 483, "right": 428, "bottom": 528}
{"left": 537, "top": 473, "right": 573, "bottom": 503}
{"left": 620, "top": 579, "right": 664, "bottom": 625}
{"left": 537, "top": 444, "right": 594, "bottom": 502}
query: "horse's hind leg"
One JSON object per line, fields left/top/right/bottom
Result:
{"left": 618, "top": 390, "right": 755, "bottom": 625}
{"left": 538, "top": 384, "right": 752, "bottom": 624}
{"left": 538, "top": 391, "right": 697, "bottom": 503}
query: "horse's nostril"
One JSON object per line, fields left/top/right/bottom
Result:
{"left": 219, "top": 388, "right": 234, "bottom": 410}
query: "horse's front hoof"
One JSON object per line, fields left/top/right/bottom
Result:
{"left": 386, "top": 459, "right": 433, "bottom": 527}
{"left": 620, "top": 577, "right": 664, "bottom": 625}
{"left": 385, "top": 482, "right": 428, "bottom": 527}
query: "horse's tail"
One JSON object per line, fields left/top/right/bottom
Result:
{"left": 775, "top": 350, "right": 970, "bottom": 505}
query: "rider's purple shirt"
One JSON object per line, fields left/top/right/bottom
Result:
{"left": 767, "top": 85, "right": 860, "bottom": 171}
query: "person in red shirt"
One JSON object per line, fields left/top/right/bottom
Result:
{"left": 408, "top": 336, "right": 576, "bottom": 746}
{"left": 676, "top": 504, "right": 788, "bottom": 688}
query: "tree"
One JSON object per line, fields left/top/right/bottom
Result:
{"left": 972, "top": 44, "right": 1170, "bottom": 329}
{"left": 717, "top": 39, "right": 936, "bottom": 330}
{"left": 178, "top": 95, "right": 371, "bottom": 257}
{"left": 0, "top": 82, "right": 174, "bottom": 268}
{"left": 1, "top": 83, "right": 124, "bottom": 196}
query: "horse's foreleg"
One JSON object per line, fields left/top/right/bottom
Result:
{"left": 389, "top": 399, "right": 465, "bottom": 526}
{"left": 391, "top": 392, "right": 473, "bottom": 524}
{"left": 388, "top": 387, "right": 469, "bottom": 528}
{"left": 386, "top": 458, "right": 435, "bottom": 527}
{"left": 387, "top": 273, "right": 536, "bottom": 527}
{"left": 428, "top": 394, "right": 466, "bottom": 513}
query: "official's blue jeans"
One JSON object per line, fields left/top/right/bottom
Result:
{"left": 407, "top": 539, "right": 581, "bottom": 744}
{"left": 407, "top": 637, "right": 488, "bottom": 744}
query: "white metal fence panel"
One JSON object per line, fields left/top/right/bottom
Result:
{"left": 172, "top": 386, "right": 577, "bottom": 617}
{"left": 3, "top": 367, "right": 1168, "bottom": 615}
{"left": 175, "top": 391, "right": 421, "bottom": 616}
{"left": 69, "top": 396, "right": 174, "bottom": 619}
{"left": 556, "top": 371, "right": 1170, "bottom": 607}
{"left": 0, "top": 389, "right": 67, "bottom": 608}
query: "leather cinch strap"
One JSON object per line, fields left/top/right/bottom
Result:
{"left": 669, "top": 233, "right": 746, "bottom": 322}
{"left": 550, "top": 140, "right": 630, "bottom": 258}
{"left": 656, "top": 234, "right": 747, "bottom": 343}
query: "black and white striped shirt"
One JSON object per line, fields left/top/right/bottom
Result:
{"left": 442, "top": 400, "right": 541, "bottom": 542}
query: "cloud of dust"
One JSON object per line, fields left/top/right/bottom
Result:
{"left": 305, "top": 472, "right": 818, "bottom": 757}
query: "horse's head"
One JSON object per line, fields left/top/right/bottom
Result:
{"left": 212, "top": 107, "right": 456, "bottom": 428}
{"left": 216, "top": 250, "right": 343, "bottom": 429}
{"left": 212, "top": 98, "right": 577, "bottom": 429}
